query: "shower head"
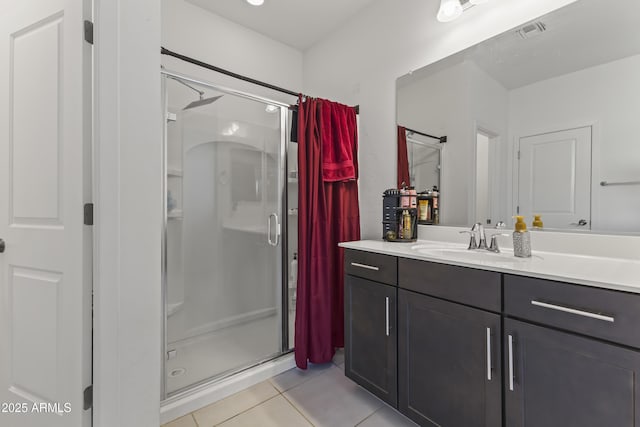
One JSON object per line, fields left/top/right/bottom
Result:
{"left": 183, "top": 94, "right": 223, "bottom": 111}
{"left": 166, "top": 75, "right": 223, "bottom": 110}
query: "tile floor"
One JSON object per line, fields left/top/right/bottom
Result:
{"left": 162, "top": 349, "right": 417, "bottom": 427}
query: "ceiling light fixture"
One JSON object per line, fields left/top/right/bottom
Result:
{"left": 246, "top": 0, "right": 264, "bottom": 6}
{"left": 437, "top": 0, "right": 489, "bottom": 23}
{"left": 437, "top": 0, "right": 463, "bottom": 22}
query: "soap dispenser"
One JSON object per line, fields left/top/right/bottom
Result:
{"left": 532, "top": 214, "right": 543, "bottom": 230}
{"left": 513, "top": 216, "right": 532, "bottom": 258}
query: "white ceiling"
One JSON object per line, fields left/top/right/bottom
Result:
{"left": 399, "top": 0, "right": 640, "bottom": 90}
{"left": 185, "top": 0, "right": 378, "bottom": 51}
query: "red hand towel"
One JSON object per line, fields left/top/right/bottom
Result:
{"left": 319, "top": 100, "right": 358, "bottom": 182}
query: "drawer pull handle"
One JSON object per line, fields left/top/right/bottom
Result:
{"left": 508, "top": 335, "right": 515, "bottom": 391}
{"left": 385, "top": 297, "right": 390, "bottom": 337}
{"left": 531, "top": 300, "right": 615, "bottom": 323}
{"left": 350, "top": 262, "right": 379, "bottom": 271}
{"left": 486, "top": 327, "right": 492, "bottom": 381}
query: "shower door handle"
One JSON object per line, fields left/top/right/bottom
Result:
{"left": 268, "top": 213, "right": 280, "bottom": 246}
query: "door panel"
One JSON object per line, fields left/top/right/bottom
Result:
{"left": 163, "top": 74, "right": 286, "bottom": 396}
{"left": 344, "top": 275, "right": 397, "bottom": 407}
{"left": 518, "top": 127, "right": 591, "bottom": 229}
{"left": 398, "top": 290, "right": 501, "bottom": 427}
{"left": 0, "top": 1, "right": 91, "bottom": 426}
{"left": 505, "top": 318, "right": 640, "bottom": 427}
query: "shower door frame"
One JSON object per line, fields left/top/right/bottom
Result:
{"left": 160, "top": 69, "right": 292, "bottom": 401}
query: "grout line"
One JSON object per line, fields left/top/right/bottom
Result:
{"left": 271, "top": 365, "right": 332, "bottom": 394}
{"left": 280, "top": 392, "right": 316, "bottom": 427}
{"left": 191, "top": 413, "right": 200, "bottom": 427}
{"left": 354, "top": 406, "right": 382, "bottom": 426}
{"left": 193, "top": 383, "right": 279, "bottom": 426}
{"left": 213, "top": 394, "right": 282, "bottom": 426}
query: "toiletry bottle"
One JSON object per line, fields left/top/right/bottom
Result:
{"left": 409, "top": 186, "right": 417, "bottom": 209}
{"left": 432, "top": 186, "right": 439, "bottom": 225}
{"left": 403, "top": 210, "right": 412, "bottom": 239}
{"left": 419, "top": 196, "right": 429, "bottom": 221}
{"left": 400, "top": 185, "right": 410, "bottom": 208}
{"left": 532, "top": 215, "right": 543, "bottom": 229}
{"left": 513, "top": 216, "right": 532, "bottom": 257}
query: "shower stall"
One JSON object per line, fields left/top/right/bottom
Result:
{"left": 161, "top": 70, "right": 298, "bottom": 401}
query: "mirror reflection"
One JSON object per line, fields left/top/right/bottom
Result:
{"left": 397, "top": 0, "right": 640, "bottom": 234}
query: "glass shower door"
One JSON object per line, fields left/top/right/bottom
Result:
{"left": 163, "top": 73, "right": 287, "bottom": 397}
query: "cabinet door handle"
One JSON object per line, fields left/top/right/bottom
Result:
{"left": 531, "top": 300, "right": 615, "bottom": 323}
{"left": 350, "top": 262, "right": 379, "bottom": 271}
{"left": 385, "top": 297, "right": 390, "bottom": 336}
{"left": 508, "top": 334, "right": 515, "bottom": 391}
{"left": 486, "top": 327, "right": 492, "bottom": 381}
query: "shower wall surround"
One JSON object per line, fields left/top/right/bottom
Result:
{"left": 162, "top": 73, "right": 295, "bottom": 398}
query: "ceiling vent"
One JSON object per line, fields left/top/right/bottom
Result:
{"left": 517, "top": 21, "right": 547, "bottom": 39}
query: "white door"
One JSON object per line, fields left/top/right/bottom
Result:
{"left": 518, "top": 127, "right": 592, "bottom": 230}
{"left": 0, "top": 0, "right": 92, "bottom": 426}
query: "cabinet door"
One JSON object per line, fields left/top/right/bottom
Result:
{"left": 505, "top": 318, "right": 640, "bottom": 427}
{"left": 344, "top": 275, "right": 397, "bottom": 407}
{"left": 398, "top": 290, "right": 501, "bottom": 427}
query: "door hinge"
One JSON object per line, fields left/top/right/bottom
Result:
{"left": 84, "top": 20, "right": 94, "bottom": 45}
{"left": 84, "top": 203, "right": 94, "bottom": 226}
{"left": 517, "top": 205, "right": 520, "bottom": 214}
{"left": 517, "top": 150, "right": 521, "bottom": 160}
{"left": 83, "top": 385, "right": 93, "bottom": 410}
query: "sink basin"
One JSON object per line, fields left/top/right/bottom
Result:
{"left": 414, "top": 247, "right": 543, "bottom": 265}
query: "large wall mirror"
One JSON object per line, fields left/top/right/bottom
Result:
{"left": 397, "top": 0, "right": 640, "bottom": 234}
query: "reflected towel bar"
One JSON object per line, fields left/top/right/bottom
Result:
{"left": 600, "top": 180, "right": 640, "bottom": 187}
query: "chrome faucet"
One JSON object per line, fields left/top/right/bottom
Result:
{"left": 487, "top": 233, "right": 510, "bottom": 253}
{"left": 472, "top": 223, "right": 487, "bottom": 250}
{"left": 459, "top": 230, "right": 478, "bottom": 250}
{"left": 461, "top": 222, "right": 508, "bottom": 252}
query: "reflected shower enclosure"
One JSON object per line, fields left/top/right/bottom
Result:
{"left": 161, "top": 72, "right": 296, "bottom": 399}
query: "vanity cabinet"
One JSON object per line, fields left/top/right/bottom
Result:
{"left": 504, "top": 318, "right": 640, "bottom": 427}
{"left": 344, "top": 251, "right": 398, "bottom": 407}
{"left": 504, "top": 274, "right": 640, "bottom": 427}
{"left": 398, "top": 289, "right": 502, "bottom": 427}
{"left": 343, "top": 247, "right": 640, "bottom": 427}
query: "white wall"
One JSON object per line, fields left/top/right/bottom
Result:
{"left": 509, "top": 53, "right": 640, "bottom": 232}
{"left": 304, "top": 0, "right": 578, "bottom": 238}
{"left": 398, "top": 61, "right": 472, "bottom": 225}
{"left": 162, "top": 0, "right": 303, "bottom": 104}
{"left": 94, "top": 1, "right": 162, "bottom": 426}
{"left": 397, "top": 60, "right": 508, "bottom": 226}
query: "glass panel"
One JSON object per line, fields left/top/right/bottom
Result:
{"left": 408, "top": 138, "right": 441, "bottom": 192}
{"left": 164, "top": 75, "right": 284, "bottom": 396}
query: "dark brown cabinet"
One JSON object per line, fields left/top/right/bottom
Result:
{"left": 344, "top": 274, "right": 398, "bottom": 407}
{"left": 504, "top": 318, "right": 640, "bottom": 427}
{"left": 343, "top": 248, "right": 640, "bottom": 427}
{"left": 398, "top": 289, "right": 502, "bottom": 427}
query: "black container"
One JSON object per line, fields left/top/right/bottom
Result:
{"left": 382, "top": 190, "right": 417, "bottom": 242}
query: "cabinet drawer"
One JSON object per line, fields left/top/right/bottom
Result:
{"left": 344, "top": 249, "right": 397, "bottom": 285}
{"left": 398, "top": 258, "right": 501, "bottom": 312}
{"left": 504, "top": 274, "right": 640, "bottom": 349}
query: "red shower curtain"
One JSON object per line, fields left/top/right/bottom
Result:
{"left": 295, "top": 96, "right": 360, "bottom": 369}
{"left": 397, "top": 125, "right": 410, "bottom": 188}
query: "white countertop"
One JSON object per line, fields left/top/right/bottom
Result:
{"left": 339, "top": 239, "right": 640, "bottom": 295}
